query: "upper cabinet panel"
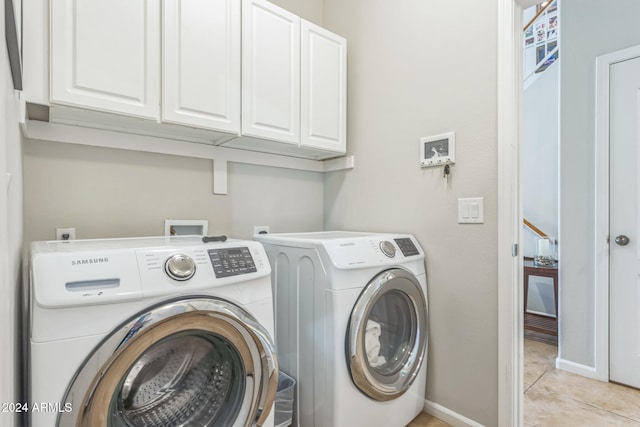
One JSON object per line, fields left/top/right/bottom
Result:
{"left": 301, "top": 20, "right": 347, "bottom": 154}
{"left": 37, "top": 0, "right": 347, "bottom": 159}
{"left": 50, "top": 0, "right": 160, "bottom": 119}
{"left": 163, "top": 0, "right": 241, "bottom": 133}
{"left": 242, "top": 0, "right": 300, "bottom": 145}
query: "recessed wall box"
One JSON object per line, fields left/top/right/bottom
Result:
{"left": 164, "top": 220, "right": 209, "bottom": 236}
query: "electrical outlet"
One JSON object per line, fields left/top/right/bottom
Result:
{"left": 56, "top": 227, "right": 76, "bottom": 241}
{"left": 253, "top": 225, "right": 270, "bottom": 235}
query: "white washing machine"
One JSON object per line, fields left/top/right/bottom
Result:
{"left": 28, "top": 236, "right": 278, "bottom": 427}
{"left": 255, "top": 231, "right": 428, "bottom": 427}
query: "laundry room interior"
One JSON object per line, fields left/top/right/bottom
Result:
{"left": 0, "top": 0, "right": 520, "bottom": 426}
{"left": 4, "top": 0, "right": 640, "bottom": 427}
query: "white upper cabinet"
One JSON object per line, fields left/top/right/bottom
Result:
{"left": 301, "top": 20, "right": 347, "bottom": 154}
{"left": 40, "top": 0, "right": 347, "bottom": 159}
{"left": 241, "top": 0, "right": 300, "bottom": 145}
{"left": 50, "top": 0, "right": 160, "bottom": 119}
{"left": 163, "top": 0, "right": 241, "bottom": 133}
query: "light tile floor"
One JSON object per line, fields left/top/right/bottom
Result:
{"left": 406, "top": 337, "right": 640, "bottom": 426}
{"left": 407, "top": 412, "right": 451, "bottom": 427}
{"left": 524, "top": 338, "right": 640, "bottom": 426}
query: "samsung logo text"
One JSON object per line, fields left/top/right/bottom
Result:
{"left": 71, "top": 257, "right": 109, "bottom": 266}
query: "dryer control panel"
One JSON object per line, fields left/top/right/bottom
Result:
{"left": 394, "top": 238, "right": 419, "bottom": 257}
{"left": 208, "top": 247, "right": 257, "bottom": 278}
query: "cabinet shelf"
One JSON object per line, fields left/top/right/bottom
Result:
{"left": 20, "top": 115, "right": 354, "bottom": 195}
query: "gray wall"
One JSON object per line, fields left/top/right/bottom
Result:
{"left": 559, "top": 0, "right": 640, "bottom": 368}
{"left": 22, "top": 140, "right": 324, "bottom": 243}
{"left": 1, "top": 2, "right": 24, "bottom": 426}
{"left": 522, "top": 61, "right": 559, "bottom": 258}
{"left": 322, "top": 1, "right": 498, "bottom": 425}
{"left": 271, "top": 0, "right": 323, "bottom": 25}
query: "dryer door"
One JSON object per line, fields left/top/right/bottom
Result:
{"left": 58, "top": 297, "right": 277, "bottom": 427}
{"left": 347, "top": 268, "right": 428, "bottom": 401}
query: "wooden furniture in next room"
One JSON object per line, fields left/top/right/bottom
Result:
{"left": 523, "top": 258, "right": 558, "bottom": 336}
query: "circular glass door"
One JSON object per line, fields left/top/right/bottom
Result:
{"left": 108, "top": 332, "right": 246, "bottom": 426}
{"left": 347, "top": 269, "right": 428, "bottom": 401}
{"left": 58, "top": 297, "right": 278, "bottom": 427}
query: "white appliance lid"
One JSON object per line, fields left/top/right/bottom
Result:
{"left": 254, "top": 231, "right": 387, "bottom": 246}
{"left": 255, "top": 231, "right": 425, "bottom": 268}
{"left": 31, "top": 235, "right": 234, "bottom": 254}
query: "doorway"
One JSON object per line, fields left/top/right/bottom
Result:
{"left": 520, "top": 2, "right": 560, "bottom": 422}
{"left": 499, "top": 1, "right": 640, "bottom": 425}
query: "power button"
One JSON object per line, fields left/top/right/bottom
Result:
{"left": 165, "top": 254, "right": 196, "bottom": 281}
{"left": 379, "top": 241, "right": 396, "bottom": 258}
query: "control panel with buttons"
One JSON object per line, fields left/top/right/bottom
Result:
{"left": 394, "top": 238, "right": 419, "bottom": 257}
{"left": 208, "top": 247, "right": 257, "bottom": 278}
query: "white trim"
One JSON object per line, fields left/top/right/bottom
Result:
{"left": 20, "top": 119, "right": 356, "bottom": 195}
{"left": 323, "top": 155, "right": 355, "bottom": 172}
{"left": 423, "top": 399, "right": 485, "bottom": 427}
{"left": 555, "top": 357, "right": 599, "bottom": 380}
{"left": 22, "top": 120, "right": 322, "bottom": 171}
{"left": 594, "top": 43, "right": 640, "bottom": 383}
{"left": 498, "top": 1, "right": 524, "bottom": 426}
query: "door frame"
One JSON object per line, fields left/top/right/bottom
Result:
{"left": 594, "top": 44, "right": 640, "bottom": 383}
{"left": 497, "top": 0, "right": 539, "bottom": 425}
{"left": 495, "top": 3, "right": 640, "bottom": 426}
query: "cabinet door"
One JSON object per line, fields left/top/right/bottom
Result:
{"left": 301, "top": 20, "right": 347, "bottom": 154}
{"left": 50, "top": 0, "right": 160, "bottom": 119}
{"left": 242, "top": 0, "right": 300, "bottom": 144}
{"left": 163, "top": 0, "right": 240, "bottom": 133}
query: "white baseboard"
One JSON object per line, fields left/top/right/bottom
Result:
{"left": 555, "top": 357, "right": 604, "bottom": 381}
{"left": 423, "top": 399, "right": 485, "bottom": 427}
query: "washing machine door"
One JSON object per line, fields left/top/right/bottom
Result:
{"left": 347, "top": 268, "right": 428, "bottom": 401}
{"left": 58, "top": 297, "right": 277, "bottom": 427}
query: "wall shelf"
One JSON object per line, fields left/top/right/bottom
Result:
{"left": 20, "top": 118, "right": 354, "bottom": 195}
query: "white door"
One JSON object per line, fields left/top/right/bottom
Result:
{"left": 609, "top": 55, "right": 640, "bottom": 388}
{"left": 50, "top": 0, "right": 160, "bottom": 119}
{"left": 242, "top": 0, "right": 300, "bottom": 144}
{"left": 163, "top": 0, "right": 241, "bottom": 133}
{"left": 300, "top": 20, "right": 347, "bottom": 154}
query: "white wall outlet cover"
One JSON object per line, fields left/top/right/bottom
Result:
{"left": 55, "top": 227, "right": 76, "bottom": 240}
{"left": 458, "top": 197, "right": 484, "bottom": 223}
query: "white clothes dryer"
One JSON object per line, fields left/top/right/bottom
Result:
{"left": 255, "top": 231, "right": 428, "bottom": 427}
{"left": 28, "top": 236, "right": 278, "bottom": 427}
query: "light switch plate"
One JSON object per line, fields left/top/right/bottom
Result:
{"left": 458, "top": 197, "right": 484, "bottom": 223}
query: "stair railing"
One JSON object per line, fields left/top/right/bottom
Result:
{"left": 523, "top": 0, "right": 559, "bottom": 80}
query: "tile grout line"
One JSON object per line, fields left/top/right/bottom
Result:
{"left": 524, "top": 362, "right": 555, "bottom": 395}
{"left": 536, "top": 368, "right": 640, "bottom": 424}
{"left": 559, "top": 395, "right": 640, "bottom": 424}
{"left": 558, "top": 393, "right": 640, "bottom": 424}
